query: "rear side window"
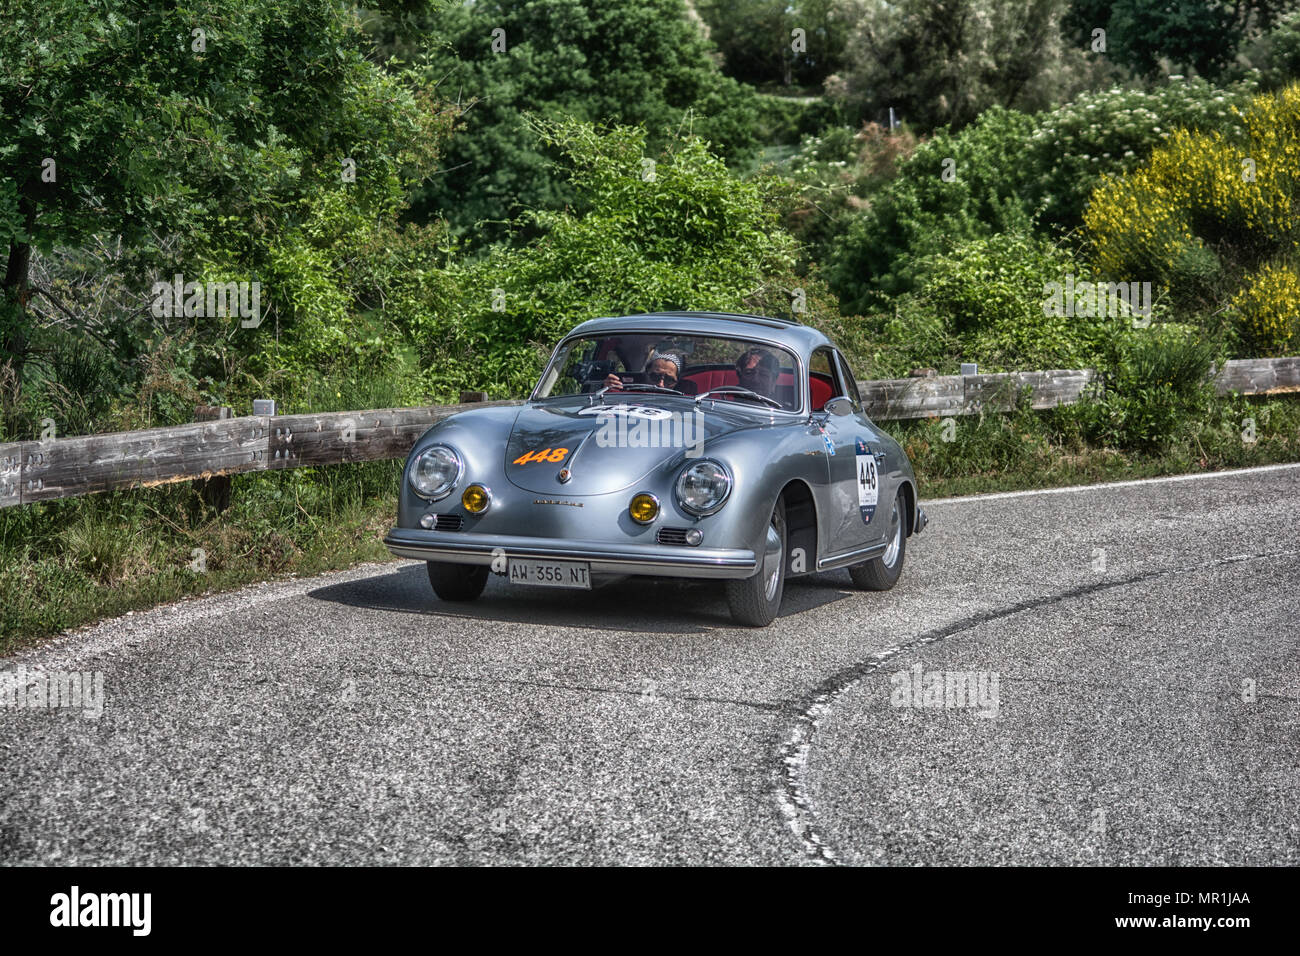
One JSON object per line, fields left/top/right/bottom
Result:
{"left": 835, "top": 352, "right": 862, "bottom": 410}
{"left": 810, "top": 347, "right": 843, "bottom": 412}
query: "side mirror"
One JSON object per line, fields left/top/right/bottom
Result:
{"left": 824, "top": 396, "right": 855, "bottom": 417}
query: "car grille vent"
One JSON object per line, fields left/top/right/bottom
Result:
{"left": 431, "top": 514, "right": 464, "bottom": 532}
{"left": 657, "top": 527, "right": 689, "bottom": 545}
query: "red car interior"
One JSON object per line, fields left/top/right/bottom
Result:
{"left": 680, "top": 367, "right": 835, "bottom": 410}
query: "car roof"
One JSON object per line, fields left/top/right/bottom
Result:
{"left": 564, "top": 311, "right": 833, "bottom": 359}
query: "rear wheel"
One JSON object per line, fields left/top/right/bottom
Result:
{"left": 725, "top": 499, "right": 787, "bottom": 627}
{"left": 848, "top": 489, "right": 907, "bottom": 591}
{"left": 426, "top": 561, "right": 489, "bottom": 602}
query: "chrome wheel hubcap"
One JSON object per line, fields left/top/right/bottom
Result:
{"left": 763, "top": 514, "right": 782, "bottom": 601}
{"left": 881, "top": 498, "right": 902, "bottom": 568}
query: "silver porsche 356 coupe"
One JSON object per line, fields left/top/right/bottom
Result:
{"left": 384, "top": 311, "right": 927, "bottom": 626}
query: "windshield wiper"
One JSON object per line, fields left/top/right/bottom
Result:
{"left": 694, "top": 386, "right": 782, "bottom": 409}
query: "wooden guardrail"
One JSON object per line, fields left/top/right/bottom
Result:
{"left": 1, "top": 358, "right": 1295, "bottom": 509}
{"left": 858, "top": 368, "right": 1098, "bottom": 420}
{"left": 0, "top": 401, "right": 518, "bottom": 509}
{"left": 1212, "top": 357, "right": 1300, "bottom": 396}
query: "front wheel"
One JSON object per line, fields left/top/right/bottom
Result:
{"left": 725, "top": 499, "right": 786, "bottom": 627}
{"left": 426, "top": 561, "right": 489, "bottom": 602}
{"left": 848, "top": 489, "right": 907, "bottom": 591}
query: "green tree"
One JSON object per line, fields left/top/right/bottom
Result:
{"left": 1065, "top": 0, "right": 1300, "bottom": 81}
{"left": 832, "top": 0, "right": 1075, "bottom": 133}
{"left": 1, "top": 0, "right": 448, "bottom": 388}
{"left": 1239, "top": 8, "right": 1300, "bottom": 87}
{"left": 408, "top": 0, "right": 762, "bottom": 241}
{"left": 693, "top": 0, "right": 857, "bottom": 88}
{"left": 413, "top": 119, "right": 830, "bottom": 399}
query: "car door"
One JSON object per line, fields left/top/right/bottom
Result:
{"left": 834, "top": 350, "right": 896, "bottom": 547}
{"left": 810, "top": 346, "right": 876, "bottom": 556}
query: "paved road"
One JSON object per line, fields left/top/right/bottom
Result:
{"left": 2, "top": 464, "right": 1298, "bottom": 865}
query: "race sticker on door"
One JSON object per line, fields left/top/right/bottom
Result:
{"left": 855, "top": 437, "right": 878, "bottom": 524}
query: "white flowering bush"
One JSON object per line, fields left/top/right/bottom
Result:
{"left": 788, "top": 126, "right": 861, "bottom": 172}
{"left": 1029, "top": 78, "right": 1257, "bottom": 229}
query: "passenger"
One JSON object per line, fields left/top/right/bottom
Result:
{"left": 734, "top": 348, "right": 778, "bottom": 399}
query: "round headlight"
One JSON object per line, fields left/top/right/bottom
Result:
{"left": 409, "top": 445, "right": 462, "bottom": 500}
{"left": 629, "top": 493, "right": 659, "bottom": 524}
{"left": 675, "top": 460, "right": 732, "bottom": 516}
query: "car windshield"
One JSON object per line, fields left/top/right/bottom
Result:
{"left": 534, "top": 333, "right": 802, "bottom": 411}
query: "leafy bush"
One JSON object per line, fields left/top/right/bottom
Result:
{"left": 1, "top": 0, "right": 455, "bottom": 438}
{"left": 829, "top": 107, "right": 1038, "bottom": 311}
{"left": 1027, "top": 79, "right": 1257, "bottom": 230}
{"left": 694, "top": 0, "right": 856, "bottom": 89}
{"left": 1082, "top": 326, "right": 1219, "bottom": 451}
{"left": 1067, "top": 0, "right": 1259, "bottom": 80}
{"left": 781, "top": 122, "right": 920, "bottom": 267}
{"left": 223, "top": 190, "right": 447, "bottom": 413}
{"left": 788, "top": 125, "right": 863, "bottom": 171}
{"left": 752, "top": 94, "right": 843, "bottom": 146}
{"left": 866, "top": 231, "right": 1139, "bottom": 376}
{"left": 1248, "top": 11, "right": 1300, "bottom": 91}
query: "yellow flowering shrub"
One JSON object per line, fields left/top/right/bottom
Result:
{"left": 1084, "top": 84, "right": 1300, "bottom": 332}
{"left": 1227, "top": 262, "right": 1300, "bottom": 354}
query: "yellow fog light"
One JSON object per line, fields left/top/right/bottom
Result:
{"left": 461, "top": 484, "right": 491, "bottom": 514}
{"left": 629, "top": 493, "right": 659, "bottom": 525}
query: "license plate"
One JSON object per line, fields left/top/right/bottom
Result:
{"left": 508, "top": 559, "right": 591, "bottom": 589}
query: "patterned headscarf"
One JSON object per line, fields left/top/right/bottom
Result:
{"left": 645, "top": 351, "right": 683, "bottom": 375}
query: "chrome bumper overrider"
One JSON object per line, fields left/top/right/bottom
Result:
{"left": 383, "top": 528, "right": 759, "bottom": 579}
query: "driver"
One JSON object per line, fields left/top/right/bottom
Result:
{"left": 604, "top": 351, "right": 682, "bottom": 391}
{"left": 734, "top": 348, "right": 779, "bottom": 398}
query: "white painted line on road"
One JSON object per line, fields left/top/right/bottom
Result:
{"left": 923, "top": 461, "right": 1300, "bottom": 507}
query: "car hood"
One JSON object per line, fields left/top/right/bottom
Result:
{"left": 504, "top": 398, "right": 763, "bottom": 495}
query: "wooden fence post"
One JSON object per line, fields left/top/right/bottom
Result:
{"left": 193, "top": 405, "right": 233, "bottom": 512}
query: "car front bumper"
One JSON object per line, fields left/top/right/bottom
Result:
{"left": 383, "top": 527, "right": 759, "bottom": 579}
